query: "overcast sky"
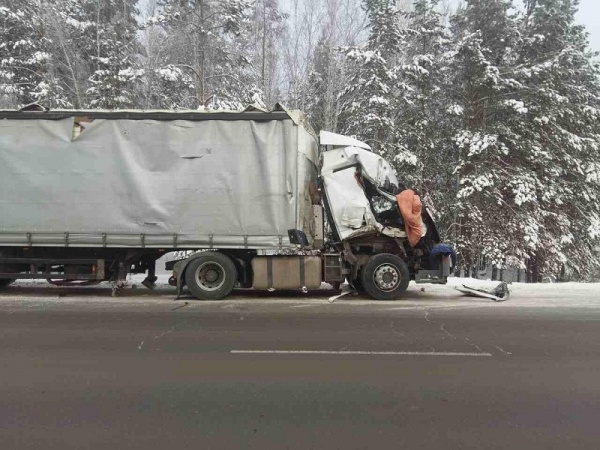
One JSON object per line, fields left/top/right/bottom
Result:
{"left": 576, "top": 0, "right": 600, "bottom": 53}
{"left": 141, "top": 0, "right": 599, "bottom": 53}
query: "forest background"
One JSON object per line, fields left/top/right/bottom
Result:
{"left": 1, "top": 0, "right": 599, "bottom": 282}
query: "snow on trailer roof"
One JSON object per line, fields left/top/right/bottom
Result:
{"left": 0, "top": 109, "right": 292, "bottom": 122}
{"left": 0, "top": 103, "right": 301, "bottom": 123}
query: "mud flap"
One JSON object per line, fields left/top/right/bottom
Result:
{"left": 174, "top": 260, "right": 187, "bottom": 300}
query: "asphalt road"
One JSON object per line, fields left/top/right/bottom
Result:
{"left": 1, "top": 280, "right": 599, "bottom": 449}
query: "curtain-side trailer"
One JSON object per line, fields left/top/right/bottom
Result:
{"left": 0, "top": 105, "right": 454, "bottom": 300}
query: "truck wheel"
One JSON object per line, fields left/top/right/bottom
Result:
{"left": 184, "top": 252, "right": 237, "bottom": 300}
{"left": 0, "top": 278, "right": 16, "bottom": 289}
{"left": 361, "top": 254, "right": 410, "bottom": 300}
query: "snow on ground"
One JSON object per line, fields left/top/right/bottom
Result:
{"left": 448, "top": 276, "right": 600, "bottom": 301}
{"left": 416, "top": 277, "right": 600, "bottom": 309}
{"left": 5, "top": 275, "right": 600, "bottom": 311}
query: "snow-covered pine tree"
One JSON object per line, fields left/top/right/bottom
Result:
{"left": 0, "top": 0, "right": 68, "bottom": 107}
{"left": 512, "top": 0, "right": 600, "bottom": 280}
{"left": 449, "top": 0, "right": 525, "bottom": 274}
{"left": 447, "top": 0, "right": 600, "bottom": 281}
{"left": 339, "top": 0, "right": 406, "bottom": 162}
{"left": 306, "top": 35, "right": 345, "bottom": 133}
{"left": 452, "top": 0, "right": 519, "bottom": 66}
{"left": 394, "top": 0, "right": 458, "bottom": 230}
{"left": 84, "top": 0, "right": 142, "bottom": 109}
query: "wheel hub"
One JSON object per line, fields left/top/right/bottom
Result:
{"left": 374, "top": 264, "right": 400, "bottom": 291}
{"left": 196, "top": 262, "right": 225, "bottom": 291}
{"left": 204, "top": 269, "right": 219, "bottom": 283}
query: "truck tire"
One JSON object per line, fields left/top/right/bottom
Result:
{"left": 0, "top": 278, "right": 16, "bottom": 289}
{"left": 361, "top": 254, "right": 410, "bottom": 300}
{"left": 184, "top": 252, "right": 237, "bottom": 300}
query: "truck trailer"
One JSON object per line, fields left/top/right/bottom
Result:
{"left": 0, "top": 105, "right": 454, "bottom": 300}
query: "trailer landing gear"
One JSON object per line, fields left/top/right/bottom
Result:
{"left": 142, "top": 260, "right": 158, "bottom": 290}
{"left": 111, "top": 260, "right": 129, "bottom": 297}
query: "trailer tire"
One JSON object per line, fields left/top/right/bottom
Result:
{"left": 184, "top": 252, "right": 237, "bottom": 300}
{"left": 0, "top": 278, "right": 16, "bottom": 289}
{"left": 361, "top": 254, "right": 410, "bottom": 300}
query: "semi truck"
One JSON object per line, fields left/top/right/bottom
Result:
{"left": 0, "top": 104, "right": 454, "bottom": 300}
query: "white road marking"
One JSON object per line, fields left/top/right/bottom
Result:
{"left": 495, "top": 346, "right": 513, "bottom": 356}
{"left": 230, "top": 350, "right": 493, "bottom": 357}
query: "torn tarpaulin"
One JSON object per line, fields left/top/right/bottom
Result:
{"left": 455, "top": 282, "right": 510, "bottom": 302}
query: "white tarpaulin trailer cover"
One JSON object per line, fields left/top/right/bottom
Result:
{"left": 0, "top": 109, "right": 319, "bottom": 249}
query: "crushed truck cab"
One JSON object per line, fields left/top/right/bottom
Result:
{"left": 318, "top": 131, "right": 454, "bottom": 299}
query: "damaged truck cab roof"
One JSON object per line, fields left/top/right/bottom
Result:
{"left": 319, "top": 131, "right": 408, "bottom": 241}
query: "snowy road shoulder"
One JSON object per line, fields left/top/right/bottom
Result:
{"left": 0, "top": 275, "right": 599, "bottom": 313}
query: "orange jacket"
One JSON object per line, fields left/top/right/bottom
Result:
{"left": 396, "top": 190, "right": 423, "bottom": 247}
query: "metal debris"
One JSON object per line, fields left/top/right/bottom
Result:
{"left": 455, "top": 282, "right": 510, "bottom": 302}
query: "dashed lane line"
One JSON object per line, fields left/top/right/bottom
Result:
{"left": 230, "top": 350, "right": 493, "bottom": 357}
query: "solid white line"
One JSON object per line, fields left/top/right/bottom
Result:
{"left": 230, "top": 350, "right": 492, "bottom": 357}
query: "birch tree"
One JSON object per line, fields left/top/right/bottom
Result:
{"left": 144, "top": 0, "right": 256, "bottom": 109}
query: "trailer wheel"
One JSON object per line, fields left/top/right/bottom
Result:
{"left": 361, "top": 254, "right": 410, "bottom": 300}
{"left": 184, "top": 252, "right": 237, "bottom": 300}
{"left": 0, "top": 278, "right": 16, "bottom": 289}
